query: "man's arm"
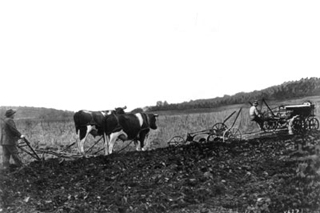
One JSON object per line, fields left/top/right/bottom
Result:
{"left": 6, "top": 119, "right": 22, "bottom": 138}
{"left": 254, "top": 107, "right": 262, "bottom": 117}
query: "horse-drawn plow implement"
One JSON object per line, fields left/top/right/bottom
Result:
{"left": 17, "top": 137, "right": 105, "bottom": 162}
{"left": 18, "top": 140, "right": 78, "bottom": 162}
{"left": 167, "top": 108, "right": 243, "bottom": 146}
{"left": 18, "top": 134, "right": 137, "bottom": 163}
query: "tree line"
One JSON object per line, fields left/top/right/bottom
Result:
{"left": 148, "top": 77, "right": 320, "bottom": 112}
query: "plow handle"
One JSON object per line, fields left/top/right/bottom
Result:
{"left": 230, "top": 108, "right": 242, "bottom": 129}
{"left": 223, "top": 111, "right": 237, "bottom": 124}
{"left": 21, "top": 138, "right": 41, "bottom": 161}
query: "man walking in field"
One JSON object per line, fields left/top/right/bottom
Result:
{"left": 0, "top": 109, "right": 25, "bottom": 171}
{"left": 249, "top": 100, "right": 265, "bottom": 131}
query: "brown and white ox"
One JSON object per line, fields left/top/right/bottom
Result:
{"left": 104, "top": 112, "right": 159, "bottom": 155}
{"left": 73, "top": 107, "right": 126, "bottom": 155}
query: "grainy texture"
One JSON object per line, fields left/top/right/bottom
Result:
{"left": 0, "top": 132, "right": 319, "bottom": 213}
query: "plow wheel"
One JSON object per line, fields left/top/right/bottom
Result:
{"left": 198, "top": 138, "right": 207, "bottom": 143}
{"left": 212, "top": 123, "right": 228, "bottom": 137}
{"left": 207, "top": 134, "right": 221, "bottom": 143}
{"left": 223, "top": 128, "right": 242, "bottom": 143}
{"left": 308, "top": 117, "right": 319, "bottom": 130}
{"left": 167, "top": 136, "right": 185, "bottom": 146}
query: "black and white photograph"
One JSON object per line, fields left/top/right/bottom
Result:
{"left": 0, "top": 1, "right": 319, "bottom": 212}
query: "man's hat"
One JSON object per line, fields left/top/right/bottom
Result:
{"left": 253, "top": 100, "right": 259, "bottom": 105}
{"left": 5, "top": 109, "right": 17, "bottom": 117}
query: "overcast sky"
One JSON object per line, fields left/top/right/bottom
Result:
{"left": 1, "top": 0, "right": 319, "bottom": 112}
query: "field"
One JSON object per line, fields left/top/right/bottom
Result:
{"left": 1, "top": 96, "right": 319, "bottom": 164}
{"left": 3, "top": 104, "right": 259, "bottom": 164}
{"left": 0, "top": 97, "right": 320, "bottom": 212}
{"left": 0, "top": 107, "right": 282, "bottom": 163}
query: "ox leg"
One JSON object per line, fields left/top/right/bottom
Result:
{"left": 104, "top": 133, "right": 110, "bottom": 155}
{"left": 108, "top": 130, "right": 127, "bottom": 155}
{"left": 138, "top": 130, "right": 150, "bottom": 151}
{"left": 135, "top": 140, "right": 141, "bottom": 151}
{"left": 77, "top": 125, "right": 92, "bottom": 155}
{"left": 141, "top": 132, "right": 150, "bottom": 151}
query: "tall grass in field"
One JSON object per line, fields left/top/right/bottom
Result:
{"left": 1, "top": 99, "right": 319, "bottom": 166}
{"left": 16, "top": 120, "right": 78, "bottom": 150}
{"left": 0, "top": 120, "right": 79, "bottom": 165}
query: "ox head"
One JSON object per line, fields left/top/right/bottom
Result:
{"left": 114, "top": 106, "right": 127, "bottom": 114}
{"left": 148, "top": 113, "right": 159, "bottom": 130}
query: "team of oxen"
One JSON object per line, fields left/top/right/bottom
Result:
{"left": 73, "top": 106, "right": 159, "bottom": 155}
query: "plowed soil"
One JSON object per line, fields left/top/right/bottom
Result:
{"left": 1, "top": 132, "right": 319, "bottom": 213}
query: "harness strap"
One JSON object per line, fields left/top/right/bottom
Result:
{"left": 109, "top": 112, "right": 123, "bottom": 133}
{"left": 141, "top": 113, "right": 151, "bottom": 129}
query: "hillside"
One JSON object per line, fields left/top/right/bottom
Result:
{"left": 0, "top": 106, "right": 74, "bottom": 121}
{"left": 1, "top": 77, "right": 319, "bottom": 118}
{"left": 149, "top": 77, "right": 320, "bottom": 112}
{"left": 1, "top": 132, "right": 319, "bottom": 213}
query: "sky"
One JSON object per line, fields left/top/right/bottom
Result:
{"left": 1, "top": 1, "right": 320, "bottom": 112}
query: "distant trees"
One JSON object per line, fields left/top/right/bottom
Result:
{"left": 156, "top": 101, "right": 169, "bottom": 107}
{"left": 1, "top": 78, "right": 319, "bottom": 118}
{"left": 150, "top": 77, "right": 320, "bottom": 112}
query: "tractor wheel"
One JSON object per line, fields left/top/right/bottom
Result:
{"left": 308, "top": 117, "right": 319, "bottom": 130}
{"left": 292, "top": 117, "right": 307, "bottom": 134}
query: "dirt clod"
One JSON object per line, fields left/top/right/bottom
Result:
{"left": 1, "top": 132, "right": 320, "bottom": 213}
